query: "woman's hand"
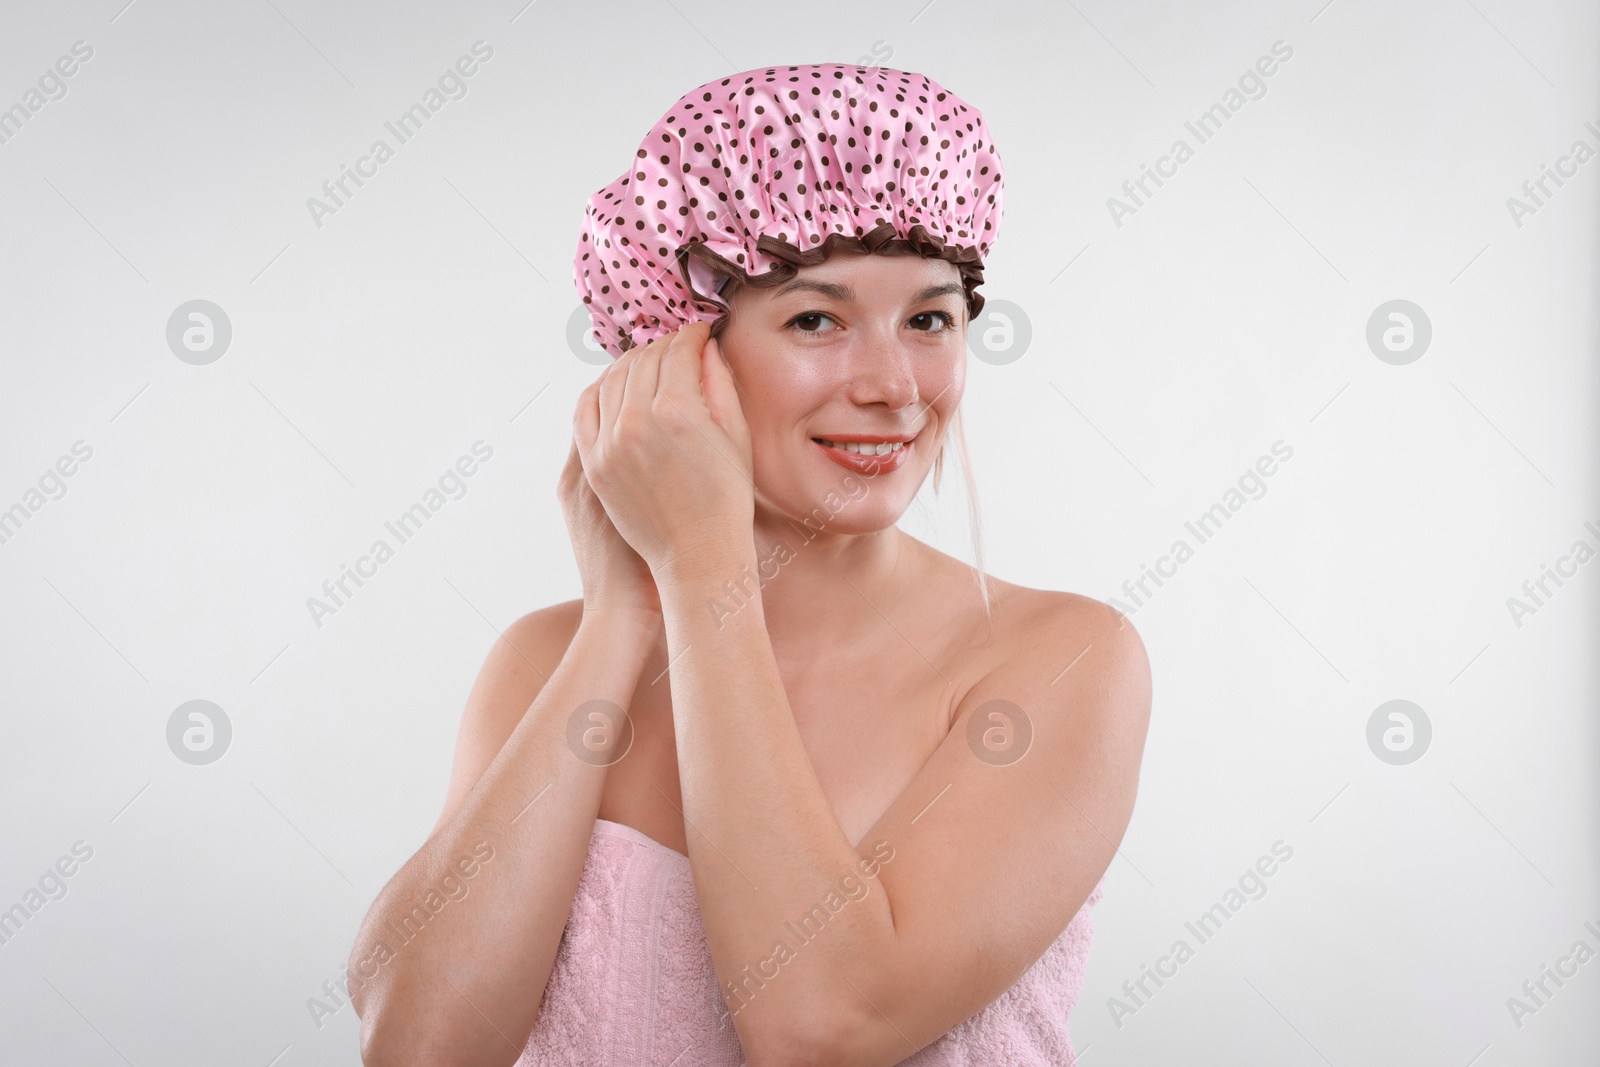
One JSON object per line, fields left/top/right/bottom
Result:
{"left": 572, "top": 321, "right": 755, "bottom": 582}
{"left": 558, "top": 435, "right": 662, "bottom": 636}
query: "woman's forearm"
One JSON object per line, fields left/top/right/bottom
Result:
{"left": 351, "top": 611, "right": 652, "bottom": 1067}
{"left": 655, "top": 549, "right": 897, "bottom": 1061}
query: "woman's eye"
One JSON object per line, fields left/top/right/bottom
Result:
{"left": 788, "top": 312, "right": 835, "bottom": 335}
{"left": 911, "top": 311, "right": 957, "bottom": 332}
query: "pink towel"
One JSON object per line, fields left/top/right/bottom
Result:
{"left": 517, "top": 819, "right": 1102, "bottom": 1066}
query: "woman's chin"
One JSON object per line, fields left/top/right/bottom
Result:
{"left": 763, "top": 489, "right": 908, "bottom": 537}
{"left": 750, "top": 457, "right": 927, "bottom": 535}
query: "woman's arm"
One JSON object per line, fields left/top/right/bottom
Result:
{"left": 657, "top": 554, "right": 1149, "bottom": 1067}
{"left": 349, "top": 602, "right": 652, "bottom": 1067}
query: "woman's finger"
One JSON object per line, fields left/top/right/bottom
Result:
{"left": 700, "top": 335, "right": 746, "bottom": 440}
{"left": 596, "top": 351, "right": 631, "bottom": 439}
{"left": 573, "top": 377, "right": 603, "bottom": 456}
{"left": 621, "top": 334, "right": 664, "bottom": 424}
{"left": 659, "top": 320, "right": 710, "bottom": 402}
{"left": 559, "top": 434, "right": 580, "bottom": 491}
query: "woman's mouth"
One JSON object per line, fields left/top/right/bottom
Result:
{"left": 811, "top": 435, "right": 914, "bottom": 475}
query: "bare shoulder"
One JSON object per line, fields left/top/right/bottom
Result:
{"left": 493, "top": 597, "right": 586, "bottom": 674}
{"left": 1001, "top": 582, "right": 1147, "bottom": 668}
{"left": 903, "top": 535, "right": 1149, "bottom": 728}
{"left": 430, "top": 598, "right": 586, "bottom": 833}
{"left": 963, "top": 577, "right": 1152, "bottom": 735}
{"left": 464, "top": 596, "right": 588, "bottom": 736}
{"left": 942, "top": 579, "right": 1152, "bottom": 876}
{"left": 462, "top": 597, "right": 587, "bottom": 717}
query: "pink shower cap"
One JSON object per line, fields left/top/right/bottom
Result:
{"left": 574, "top": 62, "right": 1005, "bottom": 359}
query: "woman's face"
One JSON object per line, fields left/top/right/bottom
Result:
{"left": 717, "top": 250, "right": 967, "bottom": 534}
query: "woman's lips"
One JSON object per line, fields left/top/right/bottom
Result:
{"left": 811, "top": 437, "right": 913, "bottom": 475}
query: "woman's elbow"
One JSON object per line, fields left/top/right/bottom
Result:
{"left": 738, "top": 1013, "right": 849, "bottom": 1067}
{"left": 353, "top": 981, "right": 439, "bottom": 1067}
{"left": 354, "top": 986, "right": 417, "bottom": 1067}
{"left": 355, "top": 982, "right": 529, "bottom": 1067}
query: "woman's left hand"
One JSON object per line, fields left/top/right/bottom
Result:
{"left": 572, "top": 320, "right": 754, "bottom": 581}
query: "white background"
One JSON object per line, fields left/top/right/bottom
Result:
{"left": 1, "top": 1, "right": 1596, "bottom": 1064}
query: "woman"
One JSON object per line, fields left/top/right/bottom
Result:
{"left": 349, "top": 63, "right": 1150, "bottom": 1067}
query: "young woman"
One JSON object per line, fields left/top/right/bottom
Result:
{"left": 349, "top": 63, "right": 1150, "bottom": 1067}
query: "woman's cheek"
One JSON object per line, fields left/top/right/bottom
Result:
{"left": 921, "top": 360, "right": 964, "bottom": 410}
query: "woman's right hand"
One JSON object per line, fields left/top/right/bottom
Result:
{"left": 558, "top": 434, "right": 663, "bottom": 639}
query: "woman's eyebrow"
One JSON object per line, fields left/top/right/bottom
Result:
{"left": 912, "top": 281, "right": 967, "bottom": 302}
{"left": 771, "top": 279, "right": 965, "bottom": 302}
{"left": 773, "top": 279, "right": 854, "bottom": 301}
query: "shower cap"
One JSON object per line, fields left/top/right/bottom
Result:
{"left": 574, "top": 62, "right": 1005, "bottom": 359}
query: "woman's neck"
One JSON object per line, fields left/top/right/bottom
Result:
{"left": 745, "top": 514, "right": 912, "bottom": 658}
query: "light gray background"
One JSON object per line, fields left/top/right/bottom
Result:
{"left": 2, "top": 0, "right": 1597, "bottom": 1064}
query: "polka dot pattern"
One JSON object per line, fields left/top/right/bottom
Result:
{"left": 573, "top": 63, "right": 1006, "bottom": 359}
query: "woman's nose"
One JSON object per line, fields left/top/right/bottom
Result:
{"left": 844, "top": 343, "right": 921, "bottom": 411}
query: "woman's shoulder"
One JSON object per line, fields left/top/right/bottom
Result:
{"left": 910, "top": 537, "right": 1141, "bottom": 654}
{"left": 454, "top": 598, "right": 588, "bottom": 754}
{"left": 989, "top": 576, "right": 1129, "bottom": 628}
{"left": 500, "top": 597, "right": 586, "bottom": 650}
{"left": 923, "top": 555, "right": 1149, "bottom": 704}
{"left": 428, "top": 598, "right": 588, "bottom": 835}
{"left": 995, "top": 581, "right": 1146, "bottom": 682}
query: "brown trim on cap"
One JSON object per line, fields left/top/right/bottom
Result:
{"left": 612, "top": 222, "right": 989, "bottom": 353}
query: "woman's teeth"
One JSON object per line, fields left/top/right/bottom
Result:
{"left": 816, "top": 439, "right": 906, "bottom": 455}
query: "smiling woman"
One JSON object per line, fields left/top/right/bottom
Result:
{"left": 348, "top": 62, "right": 1151, "bottom": 1067}
{"left": 714, "top": 254, "right": 994, "bottom": 614}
